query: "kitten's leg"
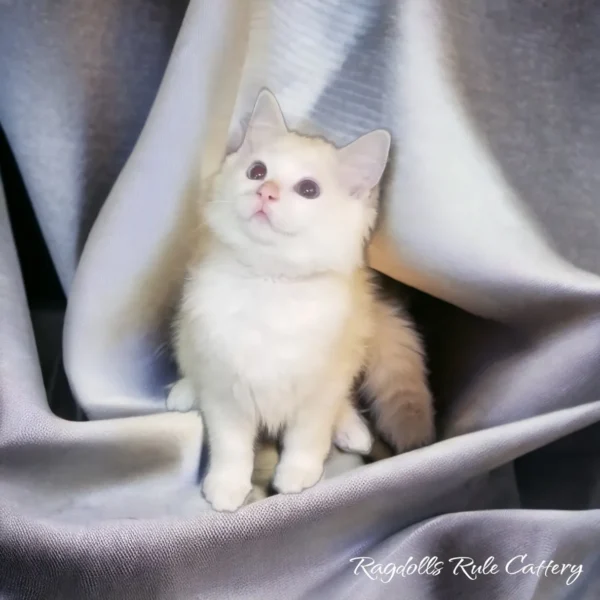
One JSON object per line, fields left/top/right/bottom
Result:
{"left": 166, "top": 378, "right": 196, "bottom": 412}
{"left": 333, "top": 402, "right": 373, "bottom": 455}
{"left": 273, "top": 394, "right": 341, "bottom": 494}
{"left": 201, "top": 400, "right": 256, "bottom": 512}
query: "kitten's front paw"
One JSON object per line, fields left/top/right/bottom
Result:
{"left": 273, "top": 460, "right": 323, "bottom": 494}
{"left": 203, "top": 472, "right": 252, "bottom": 512}
{"left": 166, "top": 379, "right": 195, "bottom": 413}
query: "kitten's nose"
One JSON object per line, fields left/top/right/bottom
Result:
{"left": 257, "top": 181, "right": 280, "bottom": 202}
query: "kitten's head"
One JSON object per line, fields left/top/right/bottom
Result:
{"left": 205, "top": 90, "right": 391, "bottom": 276}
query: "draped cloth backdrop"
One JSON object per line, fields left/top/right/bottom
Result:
{"left": 1, "top": 1, "right": 600, "bottom": 598}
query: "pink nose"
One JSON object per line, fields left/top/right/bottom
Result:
{"left": 257, "top": 181, "right": 280, "bottom": 202}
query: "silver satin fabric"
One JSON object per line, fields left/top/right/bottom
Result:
{"left": 2, "top": 0, "right": 600, "bottom": 598}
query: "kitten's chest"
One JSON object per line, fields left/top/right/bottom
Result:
{"left": 187, "top": 266, "right": 349, "bottom": 374}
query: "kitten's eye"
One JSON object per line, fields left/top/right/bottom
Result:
{"left": 294, "top": 179, "right": 320, "bottom": 199}
{"left": 247, "top": 161, "right": 267, "bottom": 180}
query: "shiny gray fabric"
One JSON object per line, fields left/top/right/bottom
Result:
{"left": 2, "top": 0, "right": 600, "bottom": 598}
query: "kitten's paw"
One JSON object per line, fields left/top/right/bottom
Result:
{"left": 334, "top": 408, "right": 373, "bottom": 455}
{"left": 273, "top": 460, "right": 323, "bottom": 494}
{"left": 203, "top": 472, "right": 252, "bottom": 512}
{"left": 166, "top": 379, "right": 195, "bottom": 413}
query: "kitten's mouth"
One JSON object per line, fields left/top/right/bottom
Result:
{"left": 248, "top": 208, "right": 294, "bottom": 237}
{"left": 253, "top": 209, "right": 271, "bottom": 223}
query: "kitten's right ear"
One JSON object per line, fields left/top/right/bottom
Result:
{"left": 240, "top": 89, "right": 288, "bottom": 152}
{"left": 337, "top": 129, "right": 391, "bottom": 198}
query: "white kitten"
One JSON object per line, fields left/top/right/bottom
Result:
{"left": 171, "top": 90, "right": 434, "bottom": 511}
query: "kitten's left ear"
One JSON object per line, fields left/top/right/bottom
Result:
{"left": 337, "top": 129, "right": 391, "bottom": 197}
{"left": 241, "top": 89, "right": 288, "bottom": 152}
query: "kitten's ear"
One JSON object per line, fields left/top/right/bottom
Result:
{"left": 337, "top": 130, "right": 391, "bottom": 197}
{"left": 241, "top": 89, "right": 288, "bottom": 152}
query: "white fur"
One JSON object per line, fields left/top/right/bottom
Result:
{"left": 173, "top": 91, "right": 388, "bottom": 511}
{"left": 165, "top": 378, "right": 195, "bottom": 412}
{"left": 333, "top": 404, "right": 373, "bottom": 455}
{"left": 182, "top": 256, "right": 352, "bottom": 431}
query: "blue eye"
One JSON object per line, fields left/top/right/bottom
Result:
{"left": 247, "top": 161, "right": 267, "bottom": 180}
{"left": 294, "top": 179, "right": 320, "bottom": 199}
